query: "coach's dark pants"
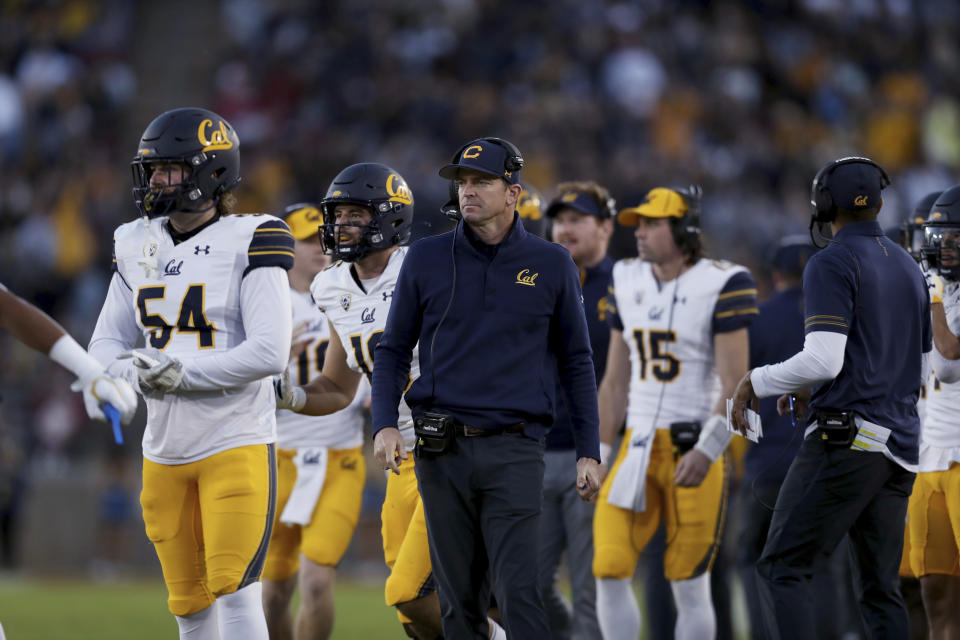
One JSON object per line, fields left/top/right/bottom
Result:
{"left": 756, "top": 434, "right": 915, "bottom": 640}
{"left": 415, "top": 431, "right": 549, "bottom": 639}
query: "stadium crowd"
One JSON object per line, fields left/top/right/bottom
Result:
{"left": 1, "top": 1, "right": 960, "bottom": 639}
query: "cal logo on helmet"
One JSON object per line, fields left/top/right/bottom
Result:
{"left": 197, "top": 119, "right": 234, "bottom": 152}
{"left": 386, "top": 174, "right": 413, "bottom": 205}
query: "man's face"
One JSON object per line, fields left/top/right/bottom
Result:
{"left": 941, "top": 229, "right": 960, "bottom": 268}
{"left": 148, "top": 162, "right": 190, "bottom": 192}
{"left": 634, "top": 216, "right": 681, "bottom": 264}
{"left": 455, "top": 169, "right": 517, "bottom": 224}
{"left": 292, "top": 234, "right": 329, "bottom": 278}
{"left": 551, "top": 207, "right": 609, "bottom": 266}
{"left": 333, "top": 204, "right": 374, "bottom": 248}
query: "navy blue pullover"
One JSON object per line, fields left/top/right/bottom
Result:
{"left": 371, "top": 214, "right": 601, "bottom": 462}
{"left": 546, "top": 255, "right": 613, "bottom": 451}
{"left": 803, "top": 220, "right": 930, "bottom": 464}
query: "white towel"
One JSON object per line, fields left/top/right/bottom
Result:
{"left": 280, "top": 447, "right": 328, "bottom": 526}
{"left": 607, "top": 430, "right": 654, "bottom": 513}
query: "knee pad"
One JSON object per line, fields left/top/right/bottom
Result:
{"left": 592, "top": 543, "right": 636, "bottom": 579}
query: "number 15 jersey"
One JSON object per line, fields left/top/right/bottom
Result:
{"left": 311, "top": 247, "right": 421, "bottom": 449}
{"left": 610, "top": 257, "right": 757, "bottom": 439}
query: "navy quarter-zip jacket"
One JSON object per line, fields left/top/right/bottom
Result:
{"left": 371, "top": 214, "right": 601, "bottom": 462}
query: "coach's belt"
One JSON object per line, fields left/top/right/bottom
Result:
{"left": 454, "top": 421, "right": 526, "bottom": 437}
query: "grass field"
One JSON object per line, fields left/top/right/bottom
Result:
{"left": 0, "top": 577, "right": 401, "bottom": 639}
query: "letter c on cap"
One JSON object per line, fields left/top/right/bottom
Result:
{"left": 462, "top": 145, "right": 483, "bottom": 159}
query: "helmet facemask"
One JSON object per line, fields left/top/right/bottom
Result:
{"left": 924, "top": 224, "right": 960, "bottom": 280}
{"left": 131, "top": 158, "right": 217, "bottom": 217}
{"left": 320, "top": 201, "right": 404, "bottom": 262}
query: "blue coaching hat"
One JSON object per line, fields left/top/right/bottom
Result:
{"left": 771, "top": 236, "right": 818, "bottom": 276}
{"left": 545, "top": 190, "right": 613, "bottom": 219}
{"left": 439, "top": 137, "right": 523, "bottom": 185}
{"left": 828, "top": 161, "right": 885, "bottom": 210}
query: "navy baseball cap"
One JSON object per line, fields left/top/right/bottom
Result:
{"left": 545, "top": 190, "right": 611, "bottom": 219}
{"left": 829, "top": 162, "right": 886, "bottom": 210}
{"left": 771, "top": 236, "right": 818, "bottom": 276}
{"left": 439, "top": 138, "right": 522, "bottom": 184}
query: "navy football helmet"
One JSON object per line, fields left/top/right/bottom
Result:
{"left": 923, "top": 185, "right": 960, "bottom": 280}
{"left": 131, "top": 108, "right": 240, "bottom": 218}
{"left": 516, "top": 183, "right": 547, "bottom": 238}
{"left": 899, "top": 191, "right": 941, "bottom": 262}
{"left": 320, "top": 163, "right": 414, "bottom": 262}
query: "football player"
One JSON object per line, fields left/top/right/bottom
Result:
{"left": 88, "top": 107, "right": 294, "bottom": 640}
{"left": 0, "top": 285, "right": 137, "bottom": 425}
{"left": 275, "top": 163, "right": 505, "bottom": 640}
{"left": 261, "top": 203, "right": 369, "bottom": 640}
{"left": 593, "top": 187, "right": 757, "bottom": 640}
{"left": 908, "top": 186, "right": 960, "bottom": 637}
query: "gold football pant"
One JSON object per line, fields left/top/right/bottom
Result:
{"left": 907, "top": 464, "right": 960, "bottom": 577}
{"left": 381, "top": 455, "right": 434, "bottom": 617}
{"left": 263, "top": 446, "right": 366, "bottom": 580}
{"left": 141, "top": 444, "right": 277, "bottom": 616}
{"left": 593, "top": 429, "right": 727, "bottom": 581}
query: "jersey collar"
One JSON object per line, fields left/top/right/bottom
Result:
{"left": 834, "top": 220, "right": 883, "bottom": 240}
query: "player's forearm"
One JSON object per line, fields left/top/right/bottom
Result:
{"left": 597, "top": 378, "right": 627, "bottom": 446}
{"left": 299, "top": 375, "right": 356, "bottom": 416}
{"left": 180, "top": 267, "right": 291, "bottom": 390}
{"left": 0, "top": 288, "right": 66, "bottom": 354}
{"left": 932, "top": 303, "right": 960, "bottom": 360}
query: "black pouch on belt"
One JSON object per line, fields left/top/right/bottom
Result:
{"left": 414, "top": 412, "right": 456, "bottom": 455}
{"left": 817, "top": 410, "right": 856, "bottom": 446}
{"left": 669, "top": 421, "right": 702, "bottom": 456}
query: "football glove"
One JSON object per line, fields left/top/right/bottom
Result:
{"left": 117, "top": 348, "right": 185, "bottom": 393}
{"left": 72, "top": 373, "right": 138, "bottom": 425}
{"left": 274, "top": 370, "right": 306, "bottom": 411}
{"left": 926, "top": 270, "right": 944, "bottom": 304}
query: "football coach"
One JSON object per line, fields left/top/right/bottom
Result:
{"left": 370, "top": 137, "right": 603, "bottom": 639}
{"left": 731, "top": 157, "right": 930, "bottom": 640}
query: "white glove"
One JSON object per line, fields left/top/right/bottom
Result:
{"left": 926, "top": 270, "right": 944, "bottom": 304}
{"left": 72, "top": 373, "right": 139, "bottom": 425}
{"left": 274, "top": 370, "right": 306, "bottom": 411}
{"left": 117, "top": 348, "right": 185, "bottom": 393}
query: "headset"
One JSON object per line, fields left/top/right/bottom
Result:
{"left": 602, "top": 194, "right": 618, "bottom": 220}
{"left": 809, "top": 157, "right": 890, "bottom": 250}
{"left": 449, "top": 137, "right": 524, "bottom": 174}
{"left": 672, "top": 185, "right": 703, "bottom": 255}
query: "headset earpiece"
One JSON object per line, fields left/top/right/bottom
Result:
{"left": 671, "top": 185, "right": 702, "bottom": 253}
{"left": 482, "top": 137, "right": 524, "bottom": 173}
{"left": 810, "top": 157, "right": 890, "bottom": 224}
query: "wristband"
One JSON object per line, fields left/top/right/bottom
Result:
{"left": 693, "top": 413, "right": 732, "bottom": 462}
{"left": 290, "top": 386, "right": 307, "bottom": 412}
{"left": 49, "top": 335, "right": 104, "bottom": 384}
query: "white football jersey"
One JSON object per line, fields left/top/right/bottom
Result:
{"left": 613, "top": 258, "right": 755, "bottom": 438}
{"left": 311, "top": 247, "right": 420, "bottom": 449}
{"left": 101, "top": 214, "right": 292, "bottom": 464}
{"left": 922, "top": 280, "right": 960, "bottom": 453}
{"left": 277, "top": 288, "right": 366, "bottom": 450}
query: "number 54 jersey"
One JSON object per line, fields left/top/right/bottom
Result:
{"left": 311, "top": 247, "right": 420, "bottom": 450}
{"left": 92, "top": 214, "right": 294, "bottom": 464}
{"left": 611, "top": 257, "right": 758, "bottom": 439}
